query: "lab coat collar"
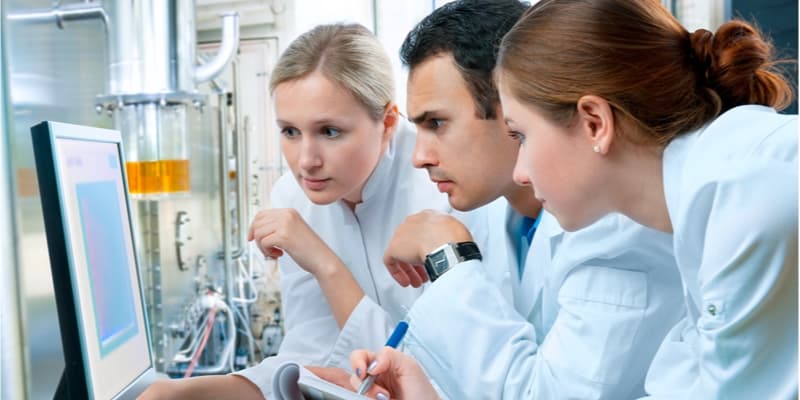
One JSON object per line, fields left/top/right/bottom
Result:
{"left": 356, "top": 123, "right": 404, "bottom": 206}
{"left": 514, "top": 210, "right": 564, "bottom": 317}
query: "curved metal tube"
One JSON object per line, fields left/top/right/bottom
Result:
{"left": 195, "top": 12, "right": 240, "bottom": 84}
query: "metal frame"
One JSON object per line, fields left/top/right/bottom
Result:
{"left": 0, "top": 0, "right": 27, "bottom": 397}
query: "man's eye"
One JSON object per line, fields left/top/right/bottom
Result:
{"left": 428, "top": 119, "right": 444, "bottom": 129}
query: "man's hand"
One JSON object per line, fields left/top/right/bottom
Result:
{"left": 383, "top": 210, "right": 473, "bottom": 287}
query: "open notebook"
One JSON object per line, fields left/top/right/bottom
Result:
{"left": 272, "top": 362, "right": 371, "bottom": 400}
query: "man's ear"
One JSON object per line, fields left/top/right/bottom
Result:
{"left": 575, "top": 95, "right": 615, "bottom": 155}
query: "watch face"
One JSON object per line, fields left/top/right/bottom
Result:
{"left": 424, "top": 249, "right": 450, "bottom": 282}
{"left": 430, "top": 252, "right": 450, "bottom": 275}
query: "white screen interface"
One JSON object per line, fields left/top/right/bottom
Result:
{"left": 55, "top": 137, "right": 150, "bottom": 400}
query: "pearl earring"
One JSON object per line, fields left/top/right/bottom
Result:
{"left": 593, "top": 145, "right": 601, "bottom": 153}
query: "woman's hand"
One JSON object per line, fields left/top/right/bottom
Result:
{"left": 306, "top": 366, "right": 354, "bottom": 390}
{"left": 248, "top": 208, "right": 338, "bottom": 276}
{"left": 350, "top": 347, "right": 438, "bottom": 400}
{"left": 383, "top": 210, "right": 473, "bottom": 287}
{"left": 250, "top": 208, "right": 364, "bottom": 328}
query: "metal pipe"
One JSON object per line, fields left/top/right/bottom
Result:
{"left": 372, "top": 0, "right": 379, "bottom": 35}
{"left": 0, "top": 1, "right": 28, "bottom": 397}
{"left": 217, "top": 91, "right": 235, "bottom": 369}
{"left": 196, "top": 13, "right": 240, "bottom": 83}
{"left": 231, "top": 57, "right": 249, "bottom": 255}
{"left": 7, "top": 1, "right": 108, "bottom": 29}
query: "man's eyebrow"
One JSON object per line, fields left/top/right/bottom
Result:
{"left": 409, "top": 111, "right": 433, "bottom": 125}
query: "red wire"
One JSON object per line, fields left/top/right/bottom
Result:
{"left": 184, "top": 306, "right": 218, "bottom": 378}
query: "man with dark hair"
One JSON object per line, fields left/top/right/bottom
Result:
{"left": 352, "top": 1, "right": 685, "bottom": 398}
{"left": 400, "top": 0, "right": 525, "bottom": 120}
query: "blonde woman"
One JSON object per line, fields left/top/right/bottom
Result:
{"left": 140, "top": 23, "right": 448, "bottom": 399}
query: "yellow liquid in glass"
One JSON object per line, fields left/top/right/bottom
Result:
{"left": 125, "top": 159, "right": 190, "bottom": 194}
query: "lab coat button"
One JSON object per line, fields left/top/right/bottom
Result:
{"left": 707, "top": 304, "right": 717, "bottom": 316}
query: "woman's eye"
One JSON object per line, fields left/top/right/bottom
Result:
{"left": 508, "top": 130, "right": 526, "bottom": 143}
{"left": 322, "top": 127, "right": 342, "bottom": 138}
{"left": 281, "top": 127, "right": 300, "bottom": 138}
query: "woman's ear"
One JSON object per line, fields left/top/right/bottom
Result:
{"left": 576, "top": 95, "right": 615, "bottom": 155}
{"left": 381, "top": 102, "right": 400, "bottom": 143}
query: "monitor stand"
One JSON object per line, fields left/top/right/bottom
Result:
{"left": 53, "top": 370, "right": 69, "bottom": 400}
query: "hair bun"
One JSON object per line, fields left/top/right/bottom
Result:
{"left": 690, "top": 28, "right": 715, "bottom": 82}
{"left": 707, "top": 21, "right": 792, "bottom": 111}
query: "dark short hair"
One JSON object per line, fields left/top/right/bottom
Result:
{"left": 400, "top": 0, "right": 529, "bottom": 119}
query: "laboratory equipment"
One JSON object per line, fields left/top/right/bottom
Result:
{"left": 31, "top": 121, "right": 158, "bottom": 399}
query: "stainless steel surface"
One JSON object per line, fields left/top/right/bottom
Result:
{"left": 0, "top": 0, "right": 28, "bottom": 397}
{"left": 3, "top": 0, "right": 270, "bottom": 395}
{"left": 5, "top": 0, "right": 243, "bottom": 396}
{"left": 105, "top": 0, "right": 198, "bottom": 97}
{"left": 7, "top": 1, "right": 108, "bottom": 28}
{"left": 103, "top": 1, "right": 239, "bottom": 101}
{"left": 7, "top": 1, "right": 110, "bottom": 396}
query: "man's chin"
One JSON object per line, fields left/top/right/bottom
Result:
{"left": 447, "top": 195, "right": 489, "bottom": 213}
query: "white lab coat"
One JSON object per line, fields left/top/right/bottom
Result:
{"left": 643, "top": 105, "right": 798, "bottom": 399}
{"left": 403, "top": 199, "right": 685, "bottom": 399}
{"left": 235, "top": 120, "right": 450, "bottom": 397}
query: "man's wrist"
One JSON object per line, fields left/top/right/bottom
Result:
{"left": 423, "top": 241, "right": 482, "bottom": 282}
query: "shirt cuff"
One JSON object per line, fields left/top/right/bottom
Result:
{"left": 326, "top": 295, "right": 393, "bottom": 370}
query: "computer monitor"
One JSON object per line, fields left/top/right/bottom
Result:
{"left": 31, "top": 121, "right": 158, "bottom": 400}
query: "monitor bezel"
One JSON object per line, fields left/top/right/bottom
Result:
{"left": 31, "top": 121, "right": 158, "bottom": 400}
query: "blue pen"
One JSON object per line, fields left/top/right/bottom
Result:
{"left": 357, "top": 321, "right": 409, "bottom": 395}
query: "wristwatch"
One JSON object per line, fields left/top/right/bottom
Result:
{"left": 423, "top": 241, "right": 482, "bottom": 282}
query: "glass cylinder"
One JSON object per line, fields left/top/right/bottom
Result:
{"left": 116, "top": 103, "right": 190, "bottom": 198}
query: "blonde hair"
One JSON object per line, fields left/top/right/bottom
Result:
{"left": 270, "top": 23, "right": 395, "bottom": 121}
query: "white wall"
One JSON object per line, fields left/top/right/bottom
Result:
{"left": 375, "top": 0, "right": 434, "bottom": 113}
{"left": 292, "top": 0, "right": 374, "bottom": 35}
{"left": 288, "top": 0, "right": 437, "bottom": 114}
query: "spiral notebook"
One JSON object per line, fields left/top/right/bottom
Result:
{"left": 272, "top": 362, "right": 370, "bottom": 400}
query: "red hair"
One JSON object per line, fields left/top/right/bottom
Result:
{"left": 498, "top": 0, "right": 793, "bottom": 145}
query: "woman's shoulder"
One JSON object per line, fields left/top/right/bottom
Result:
{"left": 695, "top": 105, "right": 796, "bottom": 163}
{"left": 669, "top": 106, "right": 796, "bottom": 199}
{"left": 668, "top": 106, "right": 797, "bottom": 238}
{"left": 558, "top": 212, "right": 674, "bottom": 271}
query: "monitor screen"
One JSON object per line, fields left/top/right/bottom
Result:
{"left": 32, "top": 121, "right": 157, "bottom": 400}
